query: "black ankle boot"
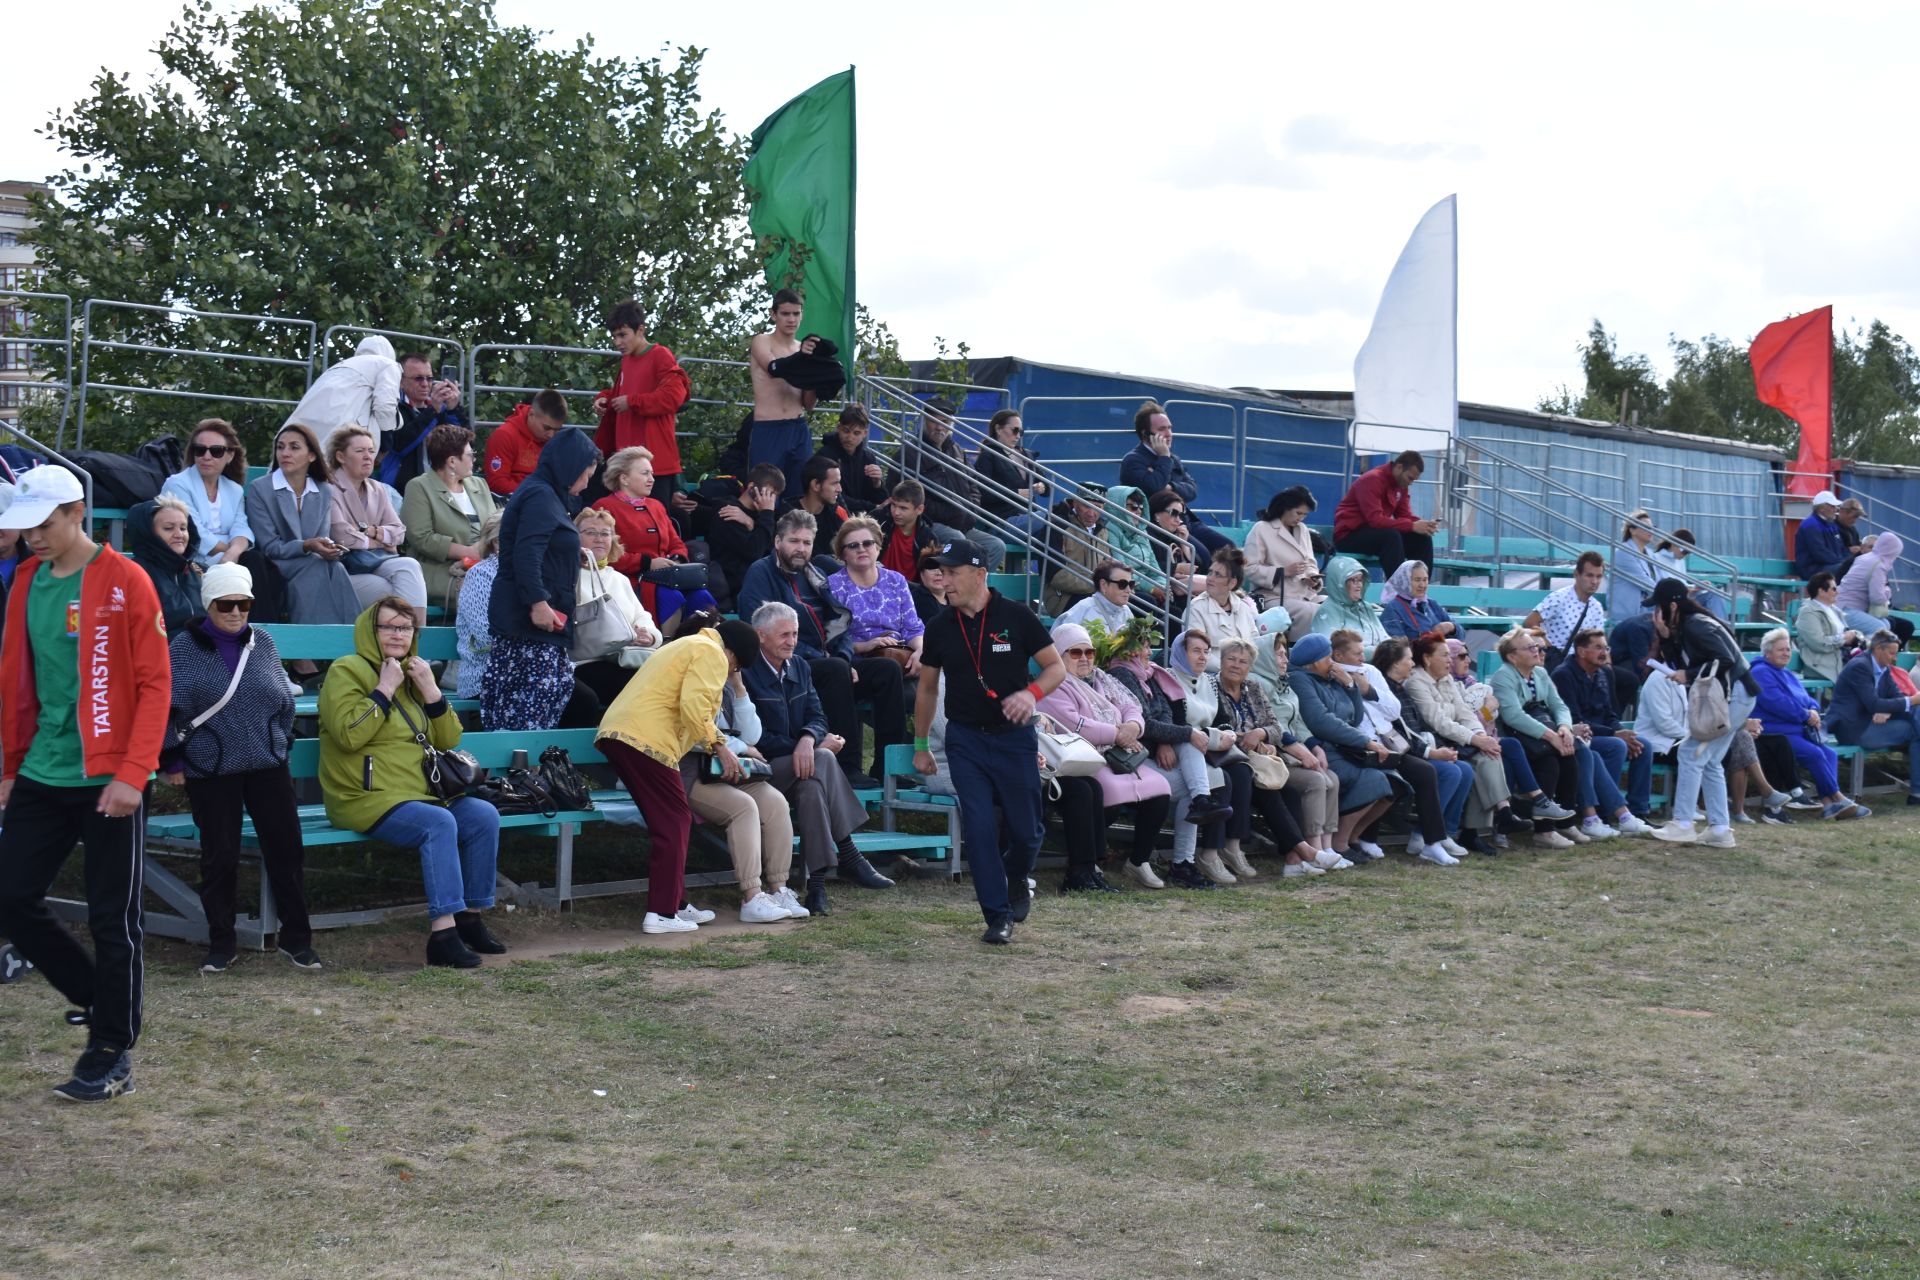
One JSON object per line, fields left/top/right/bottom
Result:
{"left": 454, "top": 911, "right": 506, "bottom": 954}
{"left": 803, "top": 874, "right": 830, "bottom": 916}
{"left": 426, "top": 927, "right": 481, "bottom": 969}
{"left": 837, "top": 850, "right": 895, "bottom": 889}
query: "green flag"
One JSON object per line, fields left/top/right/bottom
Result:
{"left": 744, "top": 68, "right": 856, "bottom": 383}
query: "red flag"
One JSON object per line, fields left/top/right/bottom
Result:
{"left": 1750, "top": 306, "right": 1833, "bottom": 498}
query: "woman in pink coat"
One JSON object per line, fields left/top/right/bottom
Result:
{"left": 1037, "top": 622, "right": 1174, "bottom": 884}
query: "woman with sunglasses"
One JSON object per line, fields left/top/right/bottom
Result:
{"left": 973, "top": 409, "right": 1050, "bottom": 541}
{"left": 164, "top": 418, "right": 286, "bottom": 622}
{"left": 1057, "top": 559, "right": 1140, "bottom": 634}
{"left": 159, "top": 564, "right": 319, "bottom": 974}
{"left": 826, "top": 515, "right": 925, "bottom": 675}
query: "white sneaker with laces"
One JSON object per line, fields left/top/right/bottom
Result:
{"left": 739, "top": 893, "right": 788, "bottom": 924}
{"left": 1650, "top": 821, "right": 1698, "bottom": 844}
{"left": 1614, "top": 813, "right": 1655, "bottom": 837}
{"left": 1353, "top": 840, "right": 1386, "bottom": 861}
{"left": 772, "top": 886, "right": 810, "bottom": 919}
{"left": 1417, "top": 845, "right": 1460, "bottom": 866}
{"left": 1699, "top": 826, "right": 1737, "bottom": 848}
{"left": 1311, "top": 849, "right": 1343, "bottom": 870}
{"left": 1196, "top": 851, "right": 1237, "bottom": 885}
{"left": 642, "top": 912, "right": 697, "bottom": 935}
{"left": 1532, "top": 829, "right": 1574, "bottom": 849}
{"left": 1440, "top": 837, "right": 1472, "bottom": 860}
{"left": 1283, "top": 861, "right": 1326, "bottom": 878}
{"left": 1579, "top": 818, "right": 1618, "bottom": 841}
{"left": 676, "top": 905, "right": 717, "bottom": 925}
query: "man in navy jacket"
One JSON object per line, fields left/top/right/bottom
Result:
{"left": 735, "top": 508, "right": 904, "bottom": 788}
{"left": 1827, "top": 631, "right": 1920, "bottom": 799}
{"left": 742, "top": 600, "right": 889, "bottom": 911}
{"left": 1120, "top": 402, "right": 1228, "bottom": 555}
{"left": 1794, "top": 491, "right": 1862, "bottom": 582}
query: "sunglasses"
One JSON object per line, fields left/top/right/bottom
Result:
{"left": 842, "top": 539, "right": 877, "bottom": 552}
{"left": 1105, "top": 578, "right": 1135, "bottom": 591}
{"left": 1162, "top": 509, "right": 1187, "bottom": 520}
{"left": 210, "top": 597, "right": 252, "bottom": 614}
{"left": 1064, "top": 647, "right": 1095, "bottom": 657}
{"left": 191, "top": 443, "right": 231, "bottom": 459}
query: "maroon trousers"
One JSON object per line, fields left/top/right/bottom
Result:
{"left": 601, "top": 739, "right": 690, "bottom": 916}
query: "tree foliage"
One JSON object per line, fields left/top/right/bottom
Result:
{"left": 1538, "top": 317, "right": 1920, "bottom": 465}
{"left": 26, "top": 0, "right": 760, "bottom": 452}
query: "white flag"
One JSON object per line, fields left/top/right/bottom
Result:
{"left": 1353, "top": 194, "right": 1457, "bottom": 456}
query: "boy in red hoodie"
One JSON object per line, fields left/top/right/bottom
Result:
{"left": 0, "top": 465, "right": 171, "bottom": 1102}
{"left": 593, "top": 300, "right": 691, "bottom": 499}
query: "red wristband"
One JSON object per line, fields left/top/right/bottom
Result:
{"left": 1025, "top": 682, "right": 1044, "bottom": 701}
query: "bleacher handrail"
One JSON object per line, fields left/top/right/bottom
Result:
{"left": 1, "top": 288, "right": 74, "bottom": 444}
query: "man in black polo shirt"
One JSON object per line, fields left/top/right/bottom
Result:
{"left": 914, "top": 539, "right": 1065, "bottom": 944}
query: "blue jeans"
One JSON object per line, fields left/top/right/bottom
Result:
{"left": 1673, "top": 685, "right": 1756, "bottom": 828}
{"left": 1579, "top": 733, "right": 1646, "bottom": 817}
{"left": 1499, "top": 736, "right": 1540, "bottom": 793}
{"left": 748, "top": 417, "right": 814, "bottom": 500}
{"left": 370, "top": 797, "right": 502, "bottom": 919}
{"left": 946, "top": 720, "right": 1043, "bottom": 927}
{"left": 1851, "top": 711, "right": 1920, "bottom": 796}
{"left": 1432, "top": 756, "right": 1473, "bottom": 833}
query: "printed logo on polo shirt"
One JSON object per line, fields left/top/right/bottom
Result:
{"left": 990, "top": 628, "right": 1011, "bottom": 653}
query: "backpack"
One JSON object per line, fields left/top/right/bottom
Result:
{"left": 1687, "top": 660, "right": 1731, "bottom": 741}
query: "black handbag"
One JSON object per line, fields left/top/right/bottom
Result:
{"left": 1102, "top": 744, "right": 1150, "bottom": 774}
{"left": 539, "top": 745, "right": 596, "bottom": 811}
{"left": 642, "top": 562, "right": 709, "bottom": 593}
{"left": 392, "top": 699, "right": 483, "bottom": 802}
{"left": 471, "top": 768, "right": 558, "bottom": 817}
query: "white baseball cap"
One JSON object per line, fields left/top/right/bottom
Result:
{"left": 0, "top": 466, "right": 86, "bottom": 530}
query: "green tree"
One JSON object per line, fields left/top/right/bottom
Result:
{"left": 1536, "top": 319, "right": 1666, "bottom": 424}
{"left": 26, "top": 0, "right": 759, "bottom": 453}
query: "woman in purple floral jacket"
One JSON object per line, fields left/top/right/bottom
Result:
{"left": 827, "top": 515, "right": 926, "bottom": 675}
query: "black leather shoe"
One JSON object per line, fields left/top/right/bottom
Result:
{"left": 454, "top": 911, "right": 507, "bottom": 954}
{"left": 426, "top": 928, "right": 481, "bottom": 969}
{"left": 981, "top": 921, "right": 1013, "bottom": 945}
{"left": 1086, "top": 867, "right": 1120, "bottom": 892}
{"left": 838, "top": 853, "right": 895, "bottom": 889}
{"left": 1495, "top": 807, "right": 1535, "bottom": 835}
{"left": 803, "top": 877, "right": 830, "bottom": 916}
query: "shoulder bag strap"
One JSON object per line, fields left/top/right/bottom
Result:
{"left": 389, "top": 692, "right": 435, "bottom": 750}
{"left": 185, "top": 635, "right": 255, "bottom": 733}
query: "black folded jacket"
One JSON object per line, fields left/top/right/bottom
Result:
{"left": 768, "top": 335, "right": 846, "bottom": 399}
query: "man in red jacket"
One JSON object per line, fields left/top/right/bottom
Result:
{"left": 482, "top": 388, "right": 567, "bottom": 499}
{"left": 593, "top": 300, "right": 691, "bottom": 497}
{"left": 1332, "top": 449, "right": 1439, "bottom": 576}
{"left": 0, "top": 465, "right": 171, "bottom": 1102}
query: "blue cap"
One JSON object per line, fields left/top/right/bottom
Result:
{"left": 1290, "top": 633, "right": 1332, "bottom": 666}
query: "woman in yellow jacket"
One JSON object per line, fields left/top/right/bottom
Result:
{"left": 597, "top": 614, "right": 764, "bottom": 935}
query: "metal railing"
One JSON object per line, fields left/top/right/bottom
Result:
{"left": 466, "top": 342, "right": 615, "bottom": 430}
{"left": 0, "top": 420, "right": 96, "bottom": 519}
{"left": 74, "top": 300, "right": 316, "bottom": 450}
{"left": 1014, "top": 394, "right": 1238, "bottom": 525}
{"left": 321, "top": 324, "right": 464, "bottom": 373}
{"left": 0, "top": 289, "right": 74, "bottom": 443}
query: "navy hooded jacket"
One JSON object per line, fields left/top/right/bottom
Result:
{"left": 490, "top": 427, "right": 600, "bottom": 647}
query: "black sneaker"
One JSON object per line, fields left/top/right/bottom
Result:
{"left": 53, "top": 1043, "right": 133, "bottom": 1103}
{"left": 199, "top": 950, "right": 236, "bottom": 974}
{"left": 1495, "top": 807, "right": 1535, "bottom": 835}
{"left": 279, "top": 945, "right": 325, "bottom": 970}
{"left": 1759, "top": 808, "right": 1794, "bottom": 826}
{"left": 426, "top": 928, "right": 481, "bottom": 969}
{"left": 1165, "top": 860, "right": 1218, "bottom": 890}
{"left": 980, "top": 921, "right": 1013, "bottom": 945}
{"left": 1007, "top": 878, "right": 1032, "bottom": 922}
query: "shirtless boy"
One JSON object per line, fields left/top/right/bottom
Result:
{"left": 747, "top": 288, "right": 820, "bottom": 500}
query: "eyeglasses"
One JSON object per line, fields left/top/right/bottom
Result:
{"left": 191, "top": 443, "right": 230, "bottom": 459}
{"left": 842, "top": 539, "right": 877, "bottom": 552}
{"left": 376, "top": 623, "right": 415, "bottom": 636}
{"left": 1063, "top": 647, "right": 1095, "bottom": 657}
{"left": 210, "top": 597, "right": 252, "bottom": 614}
{"left": 1105, "top": 578, "right": 1135, "bottom": 591}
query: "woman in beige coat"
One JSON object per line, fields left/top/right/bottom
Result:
{"left": 1242, "top": 484, "right": 1326, "bottom": 635}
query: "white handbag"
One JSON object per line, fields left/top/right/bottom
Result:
{"left": 1034, "top": 713, "right": 1104, "bottom": 777}
{"left": 571, "top": 561, "right": 634, "bottom": 664}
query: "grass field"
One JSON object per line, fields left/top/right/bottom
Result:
{"left": 2, "top": 817, "right": 1917, "bottom": 1279}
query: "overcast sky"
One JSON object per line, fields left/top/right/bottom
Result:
{"left": 6, "top": 0, "right": 1914, "bottom": 410}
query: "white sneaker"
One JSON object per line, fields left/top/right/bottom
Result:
{"left": 1699, "top": 826, "right": 1737, "bottom": 848}
{"left": 1196, "top": 851, "right": 1237, "bottom": 885}
{"left": 1563, "top": 825, "right": 1592, "bottom": 845}
{"left": 1126, "top": 861, "right": 1165, "bottom": 890}
{"left": 1282, "top": 861, "right": 1326, "bottom": 878}
{"left": 1405, "top": 832, "right": 1427, "bottom": 857}
{"left": 1027, "top": 877, "right": 1038, "bottom": 892}
{"left": 1532, "top": 829, "right": 1574, "bottom": 849}
{"left": 1417, "top": 845, "right": 1460, "bottom": 866}
{"left": 1440, "top": 837, "right": 1472, "bottom": 860}
{"left": 1650, "top": 821, "right": 1698, "bottom": 844}
{"left": 1614, "top": 813, "right": 1655, "bottom": 837}
{"left": 1221, "top": 847, "right": 1258, "bottom": 878}
{"left": 739, "top": 892, "right": 788, "bottom": 924}
{"left": 1332, "top": 856, "right": 1355, "bottom": 869}
{"left": 1311, "top": 849, "right": 1343, "bottom": 870}
{"left": 676, "top": 904, "right": 717, "bottom": 925}
{"left": 642, "top": 912, "right": 697, "bottom": 934}
{"left": 1579, "top": 817, "right": 1618, "bottom": 841}
{"left": 772, "top": 885, "right": 810, "bottom": 919}
{"left": 1353, "top": 840, "right": 1386, "bottom": 861}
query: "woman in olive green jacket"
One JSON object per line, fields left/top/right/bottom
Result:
{"left": 318, "top": 596, "right": 503, "bottom": 968}
{"left": 399, "top": 425, "right": 498, "bottom": 611}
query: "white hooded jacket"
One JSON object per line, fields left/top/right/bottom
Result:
{"left": 283, "top": 334, "right": 400, "bottom": 439}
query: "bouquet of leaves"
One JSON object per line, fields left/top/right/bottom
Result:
{"left": 1085, "top": 615, "right": 1162, "bottom": 668}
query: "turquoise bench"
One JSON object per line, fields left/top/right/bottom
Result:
{"left": 878, "top": 742, "right": 960, "bottom": 879}
{"left": 257, "top": 623, "right": 478, "bottom": 718}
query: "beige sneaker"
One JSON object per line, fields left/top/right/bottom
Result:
{"left": 1196, "top": 851, "right": 1238, "bottom": 885}
{"left": 1220, "top": 846, "right": 1258, "bottom": 878}
{"left": 1532, "top": 829, "right": 1574, "bottom": 850}
{"left": 1125, "top": 860, "right": 1165, "bottom": 890}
